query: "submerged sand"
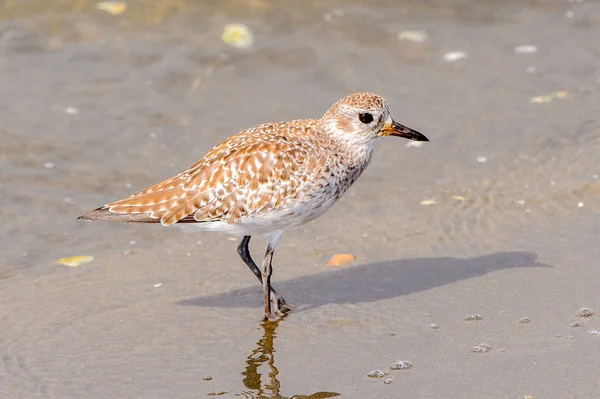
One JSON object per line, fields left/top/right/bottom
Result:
{"left": 1, "top": 1, "right": 599, "bottom": 398}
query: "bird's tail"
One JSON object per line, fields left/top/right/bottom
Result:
{"left": 78, "top": 207, "right": 161, "bottom": 223}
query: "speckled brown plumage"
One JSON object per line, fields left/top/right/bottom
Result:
{"left": 79, "top": 92, "right": 429, "bottom": 320}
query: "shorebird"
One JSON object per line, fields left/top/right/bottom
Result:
{"left": 79, "top": 92, "right": 428, "bottom": 320}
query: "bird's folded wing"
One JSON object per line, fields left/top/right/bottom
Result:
{"left": 82, "top": 137, "right": 322, "bottom": 226}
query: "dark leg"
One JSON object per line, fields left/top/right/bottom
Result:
{"left": 237, "top": 236, "right": 262, "bottom": 281}
{"left": 237, "top": 235, "right": 290, "bottom": 316}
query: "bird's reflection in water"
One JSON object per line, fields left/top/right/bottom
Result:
{"left": 236, "top": 318, "right": 340, "bottom": 399}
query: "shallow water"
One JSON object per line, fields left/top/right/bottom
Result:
{"left": 1, "top": 1, "right": 600, "bottom": 398}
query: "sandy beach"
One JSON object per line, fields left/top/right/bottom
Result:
{"left": 1, "top": 1, "right": 599, "bottom": 397}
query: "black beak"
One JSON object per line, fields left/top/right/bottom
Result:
{"left": 380, "top": 120, "right": 429, "bottom": 142}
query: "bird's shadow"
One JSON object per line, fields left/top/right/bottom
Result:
{"left": 178, "top": 251, "right": 551, "bottom": 311}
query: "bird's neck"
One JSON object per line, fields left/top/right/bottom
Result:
{"left": 325, "top": 131, "right": 375, "bottom": 169}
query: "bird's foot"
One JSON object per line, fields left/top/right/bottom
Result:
{"left": 263, "top": 292, "right": 294, "bottom": 321}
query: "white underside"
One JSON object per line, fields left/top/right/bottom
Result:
{"left": 176, "top": 196, "right": 339, "bottom": 236}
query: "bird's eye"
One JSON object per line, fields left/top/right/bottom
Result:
{"left": 358, "top": 113, "right": 374, "bottom": 124}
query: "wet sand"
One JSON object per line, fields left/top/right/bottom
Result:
{"left": 1, "top": 0, "right": 599, "bottom": 398}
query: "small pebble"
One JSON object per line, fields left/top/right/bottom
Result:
{"left": 65, "top": 106, "right": 79, "bottom": 115}
{"left": 470, "top": 343, "right": 491, "bottom": 353}
{"left": 518, "top": 317, "right": 532, "bottom": 324}
{"left": 327, "top": 253, "right": 355, "bottom": 267}
{"left": 383, "top": 378, "right": 394, "bottom": 384}
{"left": 576, "top": 307, "right": 594, "bottom": 317}
{"left": 464, "top": 314, "right": 482, "bottom": 321}
{"left": 570, "top": 321, "right": 583, "bottom": 328}
{"left": 476, "top": 156, "right": 487, "bottom": 163}
{"left": 43, "top": 162, "right": 55, "bottom": 169}
{"left": 390, "top": 360, "right": 413, "bottom": 370}
{"left": 153, "top": 283, "right": 163, "bottom": 288}
{"left": 578, "top": 202, "right": 584, "bottom": 208}
{"left": 430, "top": 323, "right": 440, "bottom": 329}
{"left": 202, "top": 376, "right": 213, "bottom": 381}
{"left": 586, "top": 330, "right": 600, "bottom": 337}
{"left": 367, "top": 369, "right": 388, "bottom": 378}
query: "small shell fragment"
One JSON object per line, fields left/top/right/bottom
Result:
{"left": 529, "top": 91, "right": 568, "bottom": 104}
{"left": 554, "top": 90, "right": 568, "bottom": 99}
{"left": 443, "top": 51, "right": 467, "bottom": 62}
{"left": 420, "top": 199, "right": 438, "bottom": 206}
{"left": 514, "top": 45, "right": 538, "bottom": 54}
{"left": 96, "top": 1, "right": 127, "bottom": 15}
{"left": 57, "top": 255, "right": 94, "bottom": 267}
{"left": 327, "top": 253, "right": 355, "bottom": 267}
{"left": 398, "top": 30, "right": 429, "bottom": 43}
{"left": 221, "top": 23, "right": 253, "bottom": 49}
{"left": 529, "top": 95, "right": 553, "bottom": 104}
{"left": 405, "top": 141, "right": 425, "bottom": 148}
{"left": 464, "top": 314, "right": 483, "bottom": 321}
